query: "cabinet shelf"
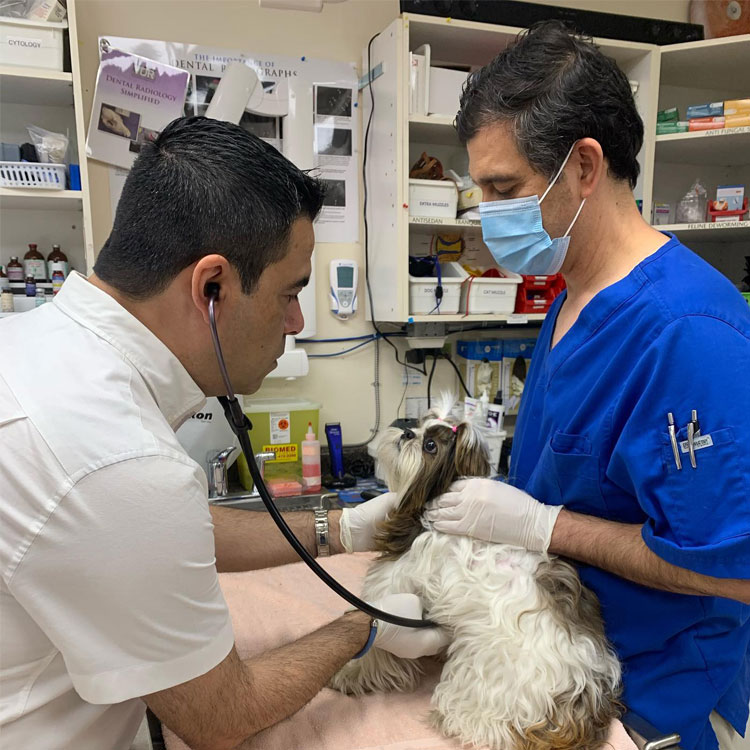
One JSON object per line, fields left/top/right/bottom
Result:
{"left": 658, "top": 221, "right": 750, "bottom": 243}
{"left": 0, "top": 65, "right": 74, "bottom": 106}
{"left": 655, "top": 127, "right": 750, "bottom": 166}
{"left": 409, "top": 114, "right": 459, "bottom": 145}
{"left": 0, "top": 188, "right": 83, "bottom": 210}
{"left": 407, "top": 313, "right": 546, "bottom": 324}
{"left": 409, "top": 216, "right": 481, "bottom": 235}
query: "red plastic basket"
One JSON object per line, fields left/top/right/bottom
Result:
{"left": 515, "top": 274, "right": 566, "bottom": 314}
{"left": 707, "top": 197, "right": 748, "bottom": 223}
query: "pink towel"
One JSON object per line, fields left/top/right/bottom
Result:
{"left": 163, "top": 553, "right": 637, "bottom": 750}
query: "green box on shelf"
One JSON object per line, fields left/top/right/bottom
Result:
{"left": 742, "top": 292, "right": 750, "bottom": 307}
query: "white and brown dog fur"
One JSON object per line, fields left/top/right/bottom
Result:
{"left": 331, "top": 395, "right": 622, "bottom": 750}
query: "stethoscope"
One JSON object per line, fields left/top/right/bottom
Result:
{"left": 206, "top": 283, "right": 432, "bottom": 629}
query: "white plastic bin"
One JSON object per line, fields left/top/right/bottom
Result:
{"left": 409, "top": 261, "right": 465, "bottom": 315}
{"left": 428, "top": 67, "right": 468, "bottom": 117}
{"left": 409, "top": 179, "right": 458, "bottom": 219}
{"left": 460, "top": 268, "right": 523, "bottom": 315}
{"left": 0, "top": 17, "right": 65, "bottom": 70}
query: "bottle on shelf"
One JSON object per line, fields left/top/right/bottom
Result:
{"left": 51, "top": 270, "right": 65, "bottom": 295}
{"left": 47, "top": 245, "right": 69, "bottom": 280}
{"left": 24, "top": 244, "right": 47, "bottom": 282}
{"left": 1, "top": 287, "right": 14, "bottom": 313}
{"left": 25, "top": 276, "right": 37, "bottom": 298}
{"left": 6, "top": 257, "right": 24, "bottom": 282}
{"left": 0, "top": 265, "right": 9, "bottom": 293}
{"left": 301, "top": 422, "right": 322, "bottom": 493}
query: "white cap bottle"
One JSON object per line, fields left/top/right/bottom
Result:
{"left": 301, "top": 422, "right": 322, "bottom": 493}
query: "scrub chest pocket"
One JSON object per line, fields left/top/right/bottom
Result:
{"left": 531, "top": 431, "right": 607, "bottom": 514}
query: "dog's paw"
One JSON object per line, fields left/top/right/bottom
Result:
{"left": 329, "top": 660, "right": 366, "bottom": 695}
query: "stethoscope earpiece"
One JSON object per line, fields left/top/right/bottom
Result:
{"left": 205, "top": 282, "right": 220, "bottom": 301}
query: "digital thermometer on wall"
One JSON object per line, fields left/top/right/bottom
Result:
{"left": 329, "top": 259, "right": 358, "bottom": 320}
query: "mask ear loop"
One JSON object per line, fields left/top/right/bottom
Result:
{"left": 540, "top": 141, "right": 578, "bottom": 204}
{"left": 563, "top": 197, "right": 586, "bottom": 237}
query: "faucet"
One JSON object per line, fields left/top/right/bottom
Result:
{"left": 207, "top": 446, "right": 276, "bottom": 499}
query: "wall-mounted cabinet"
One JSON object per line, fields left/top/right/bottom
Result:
{"left": 363, "top": 13, "right": 748, "bottom": 324}
{"left": 362, "top": 13, "right": 660, "bottom": 324}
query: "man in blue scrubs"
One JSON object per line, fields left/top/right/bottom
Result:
{"left": 425, "top": 22, "right": 750, "bottom": 750}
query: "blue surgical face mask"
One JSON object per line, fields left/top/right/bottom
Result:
{"left": 479, "top": 143, "right": 586, "bottom": 275}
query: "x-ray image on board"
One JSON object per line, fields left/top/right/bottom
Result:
{"left": 315, "top": 85, "right": 352, "bottom": 118}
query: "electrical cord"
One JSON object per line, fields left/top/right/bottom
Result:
{"left": 426, "top": 353, "right": 439, "bottom": 409}
{"left": 440, "top": 352, "right": 472, "bottom": 398}
{"left": 363, "top": 32, "right": 425, "bottom": 379}
{"left": 308, "top": 338, "right": 376, "bottom": 358}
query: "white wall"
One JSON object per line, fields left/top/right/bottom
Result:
{"left": 75, "top": 0, "right": 690, "bottom": 443}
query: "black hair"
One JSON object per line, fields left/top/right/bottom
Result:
{"left": 456, "top": 21, "right": 643, "bottom": 189}
{"left": 94, "top": 116, "right": 325, "bottom": 299}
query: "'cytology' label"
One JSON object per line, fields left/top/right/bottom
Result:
{"left": 270, "top": 412, "right": 291, "bottom": 444}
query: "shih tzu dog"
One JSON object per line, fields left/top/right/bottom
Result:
{"left": 331, "top": 397, "right": 622, "bottom": 750}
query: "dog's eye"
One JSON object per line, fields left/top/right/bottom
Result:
{"left": 423, "top": 439, "right": 438, "bottom": 454}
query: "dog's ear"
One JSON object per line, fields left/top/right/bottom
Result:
{"left": 454, "top": 422, "right": 492, "bottom": 478}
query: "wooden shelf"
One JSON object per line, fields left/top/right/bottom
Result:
{"left": 409, "top": 114, "right": 459, "bottom": 145}
{"left": 409, "top": 216, "right": 481, "bottom": 235}
{"left": 655, "top": 127, "right": 750, "bottom": 166}
{"left": 407, "top": 313, "right": 546, "bottom": 324}
{"left": 0, "top": 65, "right": 73, "bottom": 106}
{"left": 658, "top": 221, "right": 750, "bottom": 243}
{"left": 659, "top": 35, "right": 750, "bottom": 90}
{"left": 0, "top": 188, "right": 83, "bottom": 210}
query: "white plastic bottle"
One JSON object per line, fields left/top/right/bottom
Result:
{"left": 301, "top": 422, "right": 322, "bottom": 492}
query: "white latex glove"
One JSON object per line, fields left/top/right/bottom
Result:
{"left": 340, "top": 492, "right": 399, "bottom": 553}
{"left": 424, "top": 478, "right": 562, "bottom": 553}
{"left": 371, "top": 593, "right": 450, "bottom": 658}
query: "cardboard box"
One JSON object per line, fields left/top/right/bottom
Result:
{"left": 716, "top": 185, "right": 745, "bottom": 212}
{"left": 26, "top": 0, "right": 67, "bottom": 22}
{"left": 724, "top": 99, "right": 750, "bottom": 116}
{"left": 653, "top": 202, "right": 672, "bottom": 225}
{"left": 725, "top": 114, "right": 750, "bottom": 128}
{"left": 686, "top": 101, "right": 724, "bottom": 119}
{"left": 428, "top": 66, "right": 468, "bottom": 117}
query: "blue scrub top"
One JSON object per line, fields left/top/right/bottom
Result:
{"left": 510, "top": 235, "right": 750, "bottom": 750}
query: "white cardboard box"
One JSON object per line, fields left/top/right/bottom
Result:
{"left": 0, "top": 16, "right": 65, "bottom": 70}
{"left": 409, "top": 178, "right": 458, "bottom": 219}
{"left": 428, "top": 67, "right": 468, "bottom": 117}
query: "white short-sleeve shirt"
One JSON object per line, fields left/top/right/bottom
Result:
{"left": 0, "top": 273, "right": 234, "bottom": 749}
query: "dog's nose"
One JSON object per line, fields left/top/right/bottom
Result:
{"left": 401, "top": 429, "right": 416, "bottom": 441}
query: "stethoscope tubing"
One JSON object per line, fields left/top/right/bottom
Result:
{"left": 208, "top": 292, "right": 433, "bottom": 629}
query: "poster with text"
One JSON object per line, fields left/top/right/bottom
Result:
{"left": 86, "top": 47, "right": 189, "bottom": 169}
{"left": 100, "top": 35, "right": 359, "bottom": 243}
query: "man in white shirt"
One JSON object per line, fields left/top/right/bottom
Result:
{"left": 0, "top": 117, "right": 446, "bottom": 750}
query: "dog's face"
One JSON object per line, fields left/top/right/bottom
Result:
{"left": 374, "top": 399, "right": 491, "bottom": 558}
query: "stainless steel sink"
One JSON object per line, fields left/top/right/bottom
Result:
{"left": 209, "top": 491, "right": 338, "bottom": 512}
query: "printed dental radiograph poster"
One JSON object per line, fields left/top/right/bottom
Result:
{"left": 86, "top": 47, "right": 190, "bottom": 170}
{"left": 99, "top": 35, "right": 359, "bottom": 243}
